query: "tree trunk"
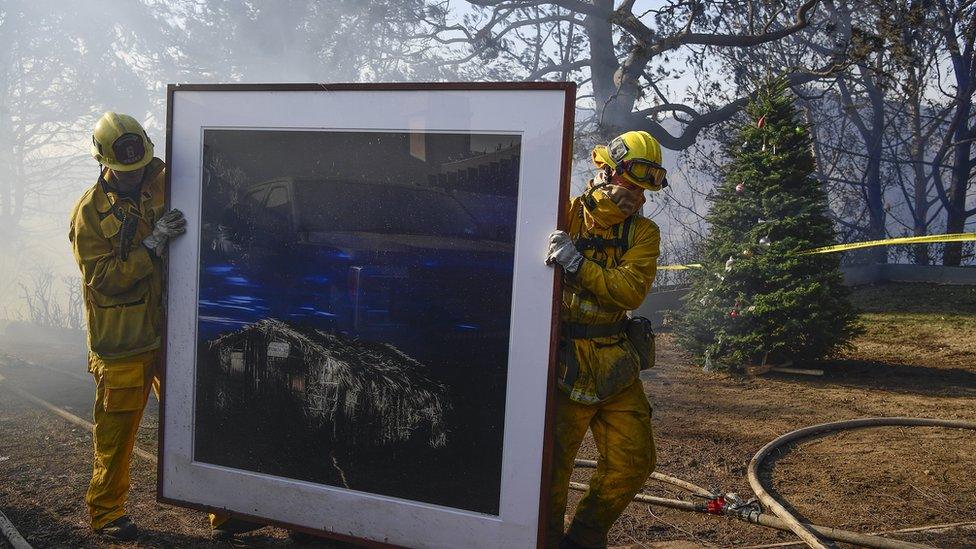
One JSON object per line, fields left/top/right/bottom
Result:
{"left": 864, "top": 134, "right": 887, "bottom": 263}
{"left": 910, "top": 101, "right": 931, "bottom": 265}
{"left": 838, "top": 71, "right": 887, "bottom": 264}
{"left": 942, "top": 78, "right": 973, "bottom": 266}
{"left": 584, "top": 0, "right": 619, "bottom": 138}
{"left": 942, "top": 132, "right": 974, "bottom": 266}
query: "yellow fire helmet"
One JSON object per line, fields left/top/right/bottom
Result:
{"left": 90, "top": 112, "right": 154, "bottom": 172}
{"left": 592, "top": 130, "right": 668, "bottom": 191}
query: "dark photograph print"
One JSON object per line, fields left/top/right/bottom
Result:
{"left": 194, "top": 129, "right": 520, "bottom": 515}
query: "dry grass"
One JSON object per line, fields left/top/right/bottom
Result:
{"left": 848, "top": 282, "right": 976, "bottom": 314}
{"left": 845, "top": 283, "right": 976, "bottom": 369}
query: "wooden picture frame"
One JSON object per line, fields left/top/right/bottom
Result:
{"left": 159, "top": 82, "right": 575, "bottom": 548}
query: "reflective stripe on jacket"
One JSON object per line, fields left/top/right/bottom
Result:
{"left": 558, "top": 195, "right": 660, "bottom": 403}
{"left": 69, "top": 158, "right": 166, "bottom": 359}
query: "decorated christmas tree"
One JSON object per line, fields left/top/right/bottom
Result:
{"left": 676, "top": 78, "right": 862, "bottom": 371}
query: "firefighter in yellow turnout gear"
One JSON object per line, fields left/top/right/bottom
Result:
{"left": 545, "top": 131, "right": 665, "bottom": 548}
{"left": 73, "top": 112, "right": 265, "bottom": 542}
{"left": 70, "top": 112, "right": 186, "bottom": 541}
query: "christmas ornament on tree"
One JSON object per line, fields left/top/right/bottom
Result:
{"left": 676, "top": 77, "right": 862, "bottom": 371}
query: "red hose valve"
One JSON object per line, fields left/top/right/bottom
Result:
{"left": 706, "top": 496, "right": 727, "bottom": 514}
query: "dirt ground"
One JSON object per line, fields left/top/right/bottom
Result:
{"left": 1, "top": 282, "right": 975, "bottom": 548}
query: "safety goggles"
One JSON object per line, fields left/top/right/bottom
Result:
{"left": 617, "top": 158, "right": 668, "bottom": 189}
{"left": 608, "top": 137, "right": 669, "bottom": 189}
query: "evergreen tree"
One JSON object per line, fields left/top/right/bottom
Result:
{"left": 676, "top": 79, "right": 862, "bottom": 370}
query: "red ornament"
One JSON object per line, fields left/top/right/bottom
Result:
{"left": 729, "top": 310, "right": 739, "bottom": 318}
{"left": 757, "top": 115, "right": 766, "bottom": 129}
{"left": 735, "top": 183, "right": 745, "bottom": 193}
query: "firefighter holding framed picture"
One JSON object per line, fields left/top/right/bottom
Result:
{"left": 545, "top": 130, "right": 665, "bottom": 549}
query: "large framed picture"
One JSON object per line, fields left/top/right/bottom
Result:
{"left": 160, "top": 83, "right": 575, "bottom": 547}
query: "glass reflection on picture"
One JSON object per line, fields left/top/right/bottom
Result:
{"left": 194, "top": 129, "right": 520, "bottom": 515}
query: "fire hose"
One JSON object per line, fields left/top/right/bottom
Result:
{"left": 573, "top": 417, "right": 976, "bottom": 549}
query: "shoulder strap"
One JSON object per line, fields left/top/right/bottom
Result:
{"left": 574, "top": 214, "right": 638, "bottom": 254}
{"left": 575, "top": 233, "right": 627, "bottom": 252}
{"left": 619, "top": 214, "right": 635, "bottom": 254}
{"left": 96, "top": 175, "right": 125, "bottom": 223}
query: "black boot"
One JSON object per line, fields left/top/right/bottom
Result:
{"left": 96, "top": 515, "right": 138, "bottom": 542}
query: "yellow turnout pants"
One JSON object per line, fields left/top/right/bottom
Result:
{"left": 86, "top": 350, "right": 160, "bottom": 530}
{"left": 548, "top": 380, "right": 656, "bottom": 548}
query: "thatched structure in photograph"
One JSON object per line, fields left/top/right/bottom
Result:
{"left": 208, "top": 319, "right": 449, "bottom": 449}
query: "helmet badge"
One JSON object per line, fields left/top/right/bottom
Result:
{"left": 608, "top": 137, "right": 629, "bottom": 164}
{"left": 112, "top": 133, "right": 146, "bottom": 166}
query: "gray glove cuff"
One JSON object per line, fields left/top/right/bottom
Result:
{"left": 565, "top": 253, "right": 584, "bottom": 274}
{"left": 142, "top": 233, "right": 166, "bottom": 255}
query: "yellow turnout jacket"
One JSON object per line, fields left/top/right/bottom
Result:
{"left": 69, "top": 158, "right": 167, "bottom": 359}
{"left": 559, "top": 192, "right": 660, "bottom": 404}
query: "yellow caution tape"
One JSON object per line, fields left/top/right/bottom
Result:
{"left": 798, "top": 232, "right": 976, "bottom": 255}
{"left": 658, "top": 233, "right": 976, "bottom": 270}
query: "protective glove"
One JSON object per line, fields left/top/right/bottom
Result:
{"left": 143, "top": 208, "right": 187, "bottom": 256}
{"left": 545, "top": 230, "right": 584, "bottom": 274}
